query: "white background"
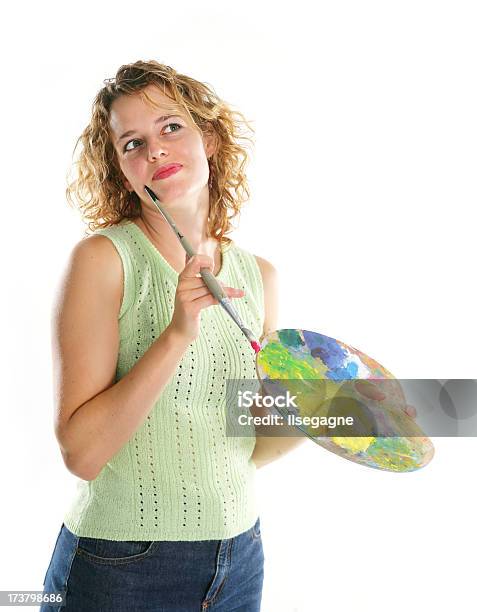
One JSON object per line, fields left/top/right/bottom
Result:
{"left": 1, "top": 1, "right": 476, "bottom": 610}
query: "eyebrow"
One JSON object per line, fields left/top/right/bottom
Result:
{"left": 116, "top": 115, "right": 182, "bottom": 144}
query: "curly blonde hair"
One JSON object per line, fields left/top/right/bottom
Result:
{"left": 66, "top": 60, "right": 255, "bottom": 245}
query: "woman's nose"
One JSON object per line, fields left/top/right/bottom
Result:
{"left": 147, "top": 138, "right": 168, "bottom": 161}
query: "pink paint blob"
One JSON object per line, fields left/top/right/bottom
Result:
{"left": 251, "top": 340, "right": 261, "bottom": 354}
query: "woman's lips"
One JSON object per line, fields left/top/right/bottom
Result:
{"left": 153, "top": 164, "right": 182, "bottom": 180}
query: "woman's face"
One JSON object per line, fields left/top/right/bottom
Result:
{"left": 109, "top": 84, "right": 216, "bottom": 206}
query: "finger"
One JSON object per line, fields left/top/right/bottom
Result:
{"left": 182, "top": 254, "right": 215, "bottom": 278}
{"left": 177, "top": 276, "right": 211, "bottom": 291}
{"left": 224, "top": 286, "right": 245, "bottom": 295}
{"left": 178, "top": 282, "right": 244, "bottom": 302}
{"left": 354, "top": 380, "right": 386, "bottom": 402}
{"left": 189, "top": 292, "right": 221, "bottom": 312}
{"left": 180, "top": 286, "right": 218, "bottom": 301}
{"left": 188, "top": 285, "right": 244, "bottom": 302}
{"left": 404, "top": 404, "right": 417, "bottom": 419}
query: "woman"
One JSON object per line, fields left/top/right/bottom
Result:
{"left": 41, "top": 60, "right": 288, "bottom": 611}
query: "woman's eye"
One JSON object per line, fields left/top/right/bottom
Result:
{"left": 123, "top": 124, "right": 182, "bottom": 153}
{"left": 124, "top": 139, "right": 142, "bottom": 152}
{"left": 163, "top": 122, "right": 182, "bottom": 134}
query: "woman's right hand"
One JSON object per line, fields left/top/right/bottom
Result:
{"left": 168, "top": 254, "right": 245, "bottom": 343}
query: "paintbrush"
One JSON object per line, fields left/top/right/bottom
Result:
{"left": 144, "top": 185, "right": 261, "bottom": 353}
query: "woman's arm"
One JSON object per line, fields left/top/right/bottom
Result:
{"left": 251, "top": 256, "right": 307, "bottom": 469}
{"left": 52, "top": 236, "right": 191, "bottom": 481}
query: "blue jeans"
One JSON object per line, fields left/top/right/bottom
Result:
{"left": 41, "top": 518, "right": 264, "bottom": 611}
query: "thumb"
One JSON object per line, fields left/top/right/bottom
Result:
{"left": 354, "top": 379, "right": 386, "bottom": 402}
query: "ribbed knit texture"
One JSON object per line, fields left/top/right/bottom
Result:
{"left": 63, "top": 220, "right": 265, "bottom": 541}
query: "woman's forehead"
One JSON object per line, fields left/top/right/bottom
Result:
{"left": 110, "top": 86, "right": 177, "bottom": 118}
{"left": 109, "top": 85, "right": 186, "bottom": 135}
{"left": 110, "top": 85, "right": 187, "bottom": 129}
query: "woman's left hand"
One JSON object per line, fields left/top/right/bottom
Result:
{"left": 354, "top": 381, "right": 417, "bottom": 419}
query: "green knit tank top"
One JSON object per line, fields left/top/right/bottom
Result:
{"left": 63, "top": 220, "right": 265, "bottom": 541}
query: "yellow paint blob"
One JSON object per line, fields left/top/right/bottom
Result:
{"left": 332, "top": 436, "right": 375, "bottom": 453}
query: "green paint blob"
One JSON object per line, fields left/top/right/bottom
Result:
{"left": 278, "top": 329, "right": 304, "bottom": 348}
{"left": 257, "top": 341, "right": 324, "bottom": 379}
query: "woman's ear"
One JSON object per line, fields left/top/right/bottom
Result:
{"left": 203, "top": 123, "right": 218, "bottom": 159}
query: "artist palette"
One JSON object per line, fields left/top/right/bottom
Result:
{"left": 256, "top": 329, "right": 434, "bottom": 472}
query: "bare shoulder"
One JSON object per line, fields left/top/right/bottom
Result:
{"left": 73, "top": 233, "right": 122, "bottom": 271}
{"left": 70, "top": 234, "right": 123, "bottom": 297}
{"left": 254, "top": 254, "right": 278, "bottom": 280}
{"left": 53, "top": 233, "right": 124, "bottom": 324}
{"left": 253, "top": 254, "right": 279, "bottom": 340}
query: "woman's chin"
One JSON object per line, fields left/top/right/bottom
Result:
{"left": 151, "top": 185, "right": 205, "bottom": 207}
